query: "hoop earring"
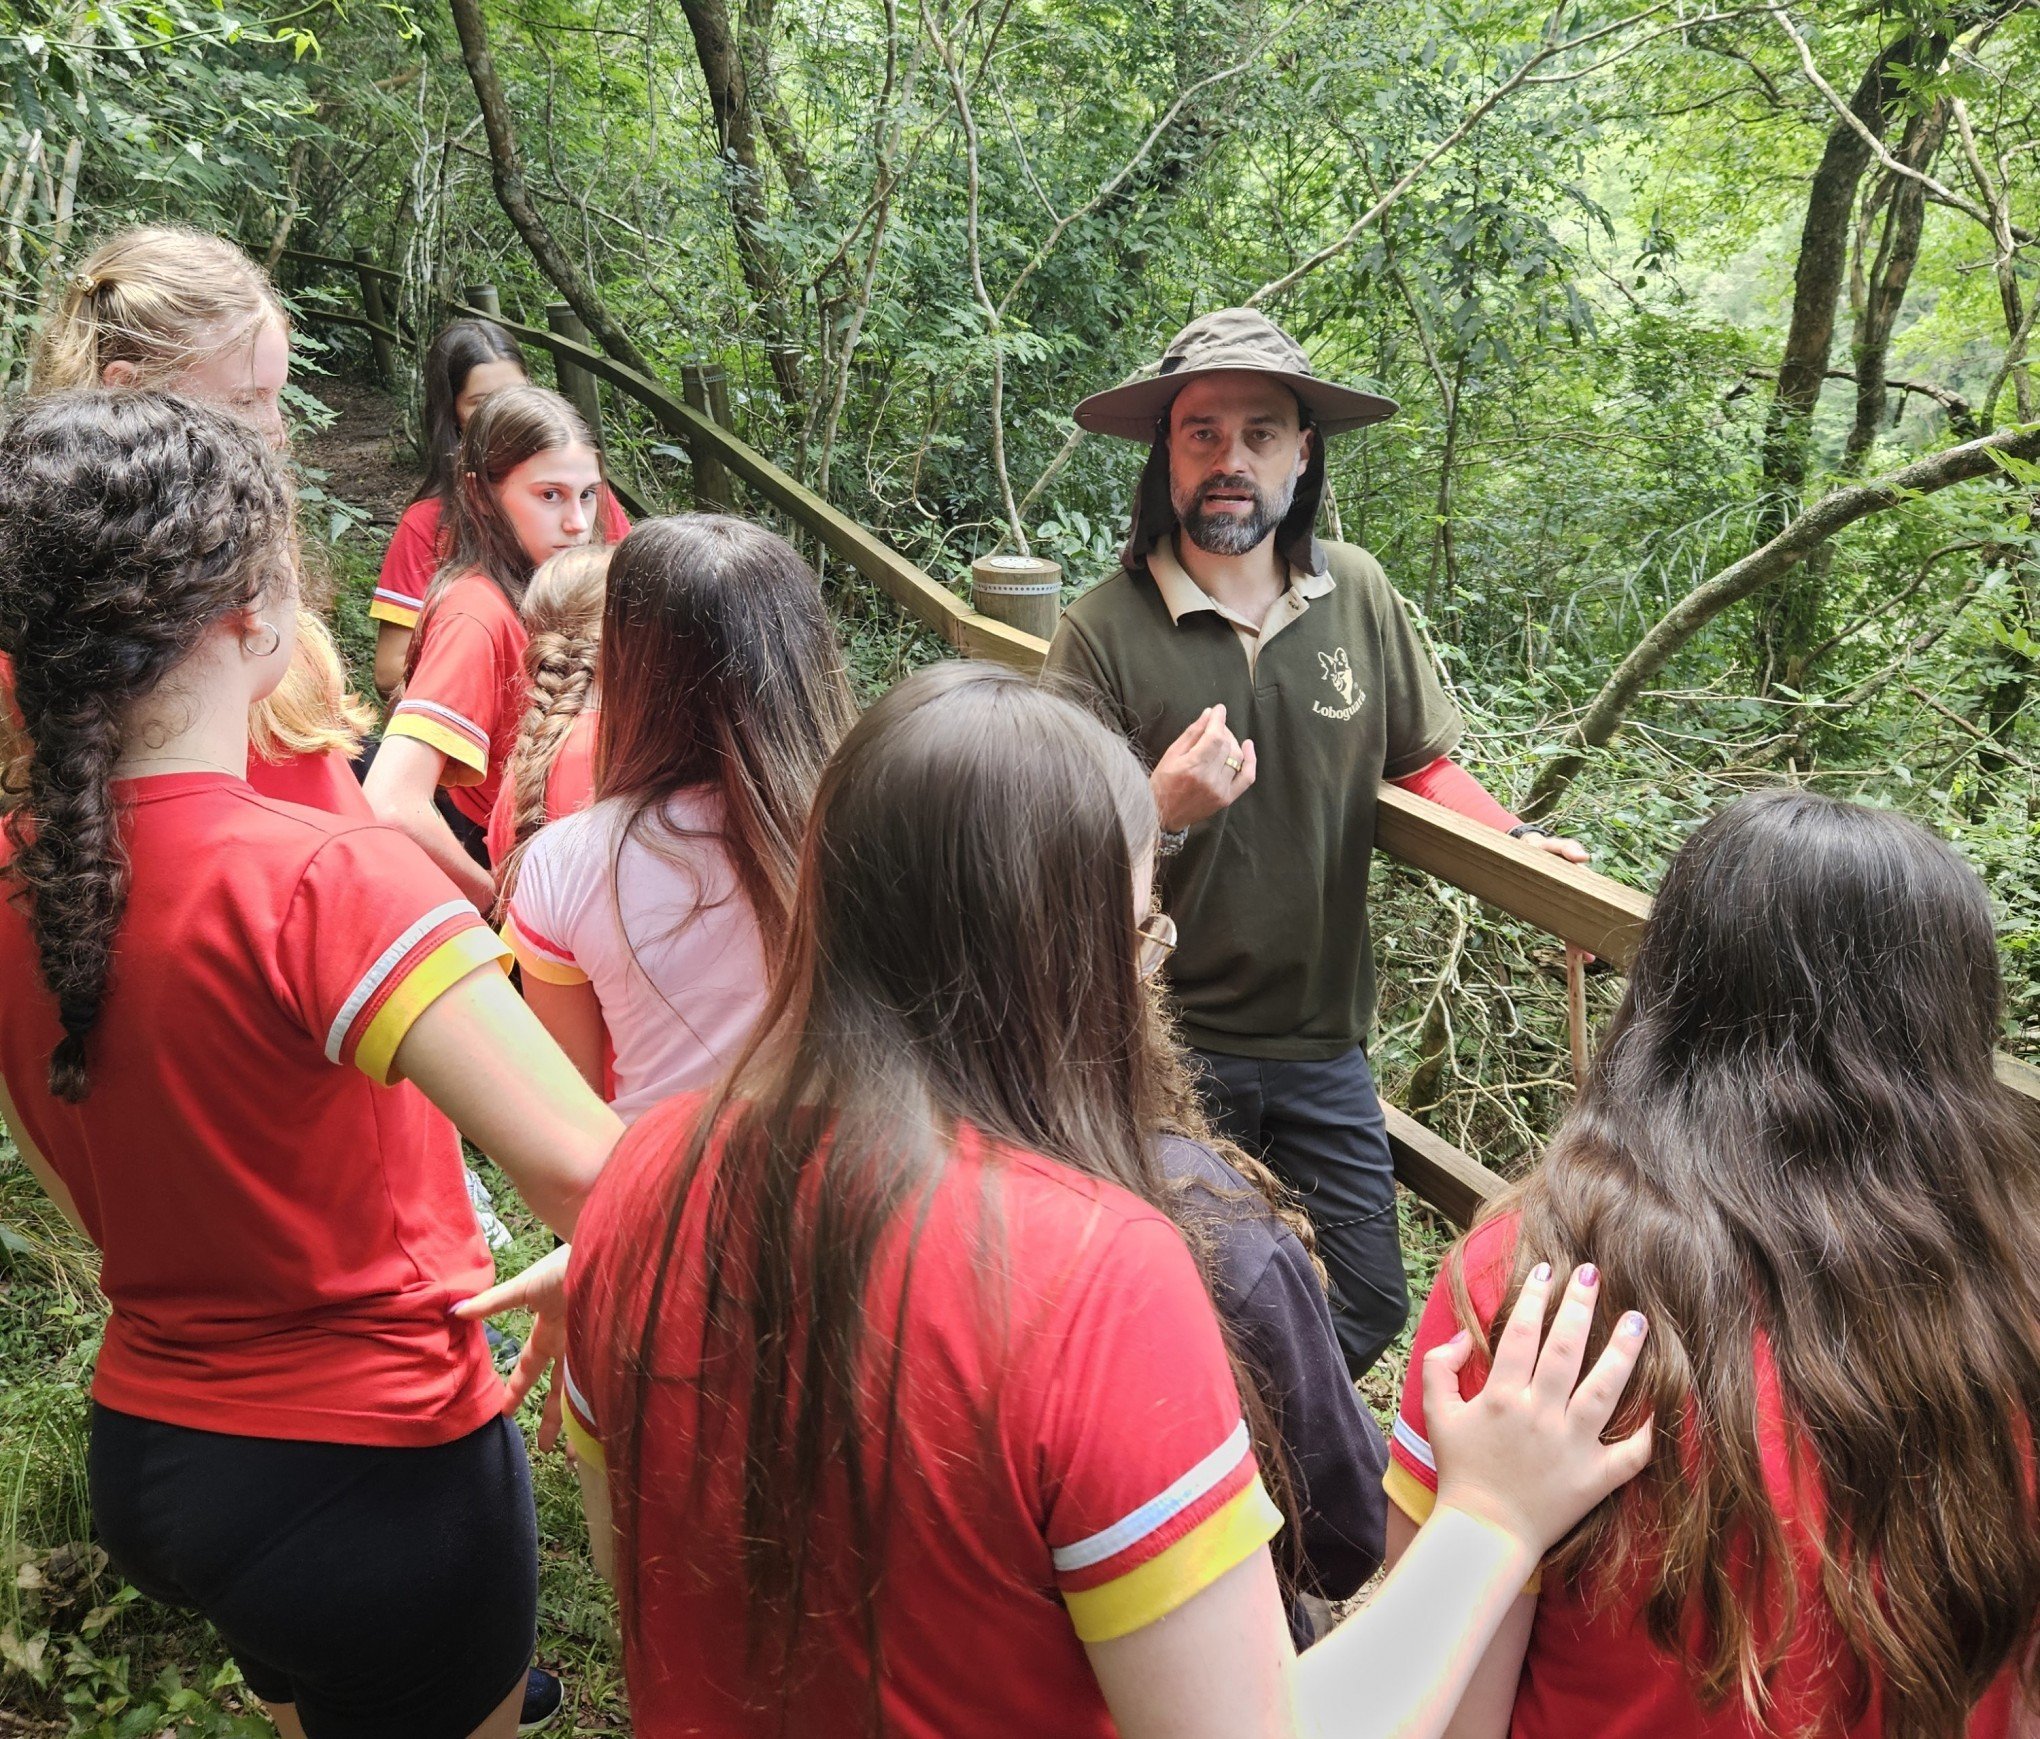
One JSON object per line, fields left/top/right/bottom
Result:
{"left": 241, "top": 622, "right": 282, "bottom": 659}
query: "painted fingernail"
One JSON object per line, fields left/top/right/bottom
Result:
{"left": 1578, "top": 1263, "right": 1600, "bottom": 1287}
{"left": 1529, "top": 1261, "right": 1552, "bottom": 1283}
{"left": 1446, "top": 1330, "right": 1471, "bottom": 1352}
{"left": 1619, "top": 1311, "right": 1647, "bottom": 1338}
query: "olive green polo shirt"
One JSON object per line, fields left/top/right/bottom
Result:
{"left": 1045, "top": 537, "right": 1462, "bottom": 1059}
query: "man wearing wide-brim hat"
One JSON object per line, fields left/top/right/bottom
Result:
{"left": 1046, "top": 308, "right": 1586, "bottom": 1380}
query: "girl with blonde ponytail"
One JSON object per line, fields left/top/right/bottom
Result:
{"left": 25, "top": 225, "right": 374, "bottom": 818}
{"left": 486, "top": 545, "right": 611, "bottom": 885}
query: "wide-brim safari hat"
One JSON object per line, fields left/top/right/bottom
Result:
{"left": 1073, "top": 307, "right": 1398, "bottom": 438}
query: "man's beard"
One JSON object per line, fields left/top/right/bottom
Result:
{"left": 1172, "top": 471, "right": 1298, "bottom": 557}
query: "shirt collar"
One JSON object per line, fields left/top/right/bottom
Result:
{"left": 1147, "top": 534, "right": 1334, "bottom": 628}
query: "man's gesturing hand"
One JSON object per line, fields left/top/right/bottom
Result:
{"left": 1152, "top": 704, "right": 1257, "bottom": 833}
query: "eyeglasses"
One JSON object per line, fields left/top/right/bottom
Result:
{"left": 1136, "top": 911, "right": 1178, "bottom": 981}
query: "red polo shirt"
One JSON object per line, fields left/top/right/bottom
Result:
{"left": 0, "top": 774, "right": 510, "bottom": 1445}
{"left": 246, "top": 744, "right": 372, "bottom": 819}
{"left": 1390, "top": 1214, "right": 2017, "bottom": 1739}
{"left": 386, "top": 571, "right": 529, "bottom": 830}
{"left": 564, "top": 1094, "right": 1283, "bottom": 1736}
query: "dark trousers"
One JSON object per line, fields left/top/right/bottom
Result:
{"left": 1191, "top": 1045, "right": 1408, "bottom": 1380}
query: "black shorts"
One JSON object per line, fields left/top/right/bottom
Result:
{"left": 89, "top": 1405, "right": 537, "bottom": 1739}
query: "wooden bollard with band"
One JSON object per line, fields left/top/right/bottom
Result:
{"left": 970, "top": 553, "right": 1063, "bottom": 642}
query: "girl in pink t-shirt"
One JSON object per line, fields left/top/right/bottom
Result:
{"left": 503, "top": 515, "right": 857, "bottom": 1119}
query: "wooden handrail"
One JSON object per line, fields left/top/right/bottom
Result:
{"left": 1375, "top": 786, "right": 1652, "bottom": 967}
{"left": 1382, "top": 1105, "right": 1505, "bottom": 1226}
{"left": 292, "top": 305, "right": 403, "bottom": 347}
{"left": 446, "top": 304, "right": 1050, "bottom": 671}
{"left": 275, "top": 243, "right": 403, "bottom": 285}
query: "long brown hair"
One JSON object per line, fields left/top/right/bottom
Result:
{"left": 1479, "top": 788, "right": 2040, "bottom": 1737}
{"left": 593, "top": 514, "right": 856, "bottom": 941}
{"left": 413, "top": 317, "right": 527, "bottom": 507}
{"left": 606, "top": 661, "right": 1298, "bottom": 1730}
{"left": 412, "top": 385, "right": 615, "bottom": 651}
{"left": 0, "top": 391, "right": 295, "bottom": 1099}
{"left": 492, "top": 546, "right": 612, "bottom": 914}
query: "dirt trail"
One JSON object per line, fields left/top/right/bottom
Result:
{"left": 304, "top": 375, "right": 419, "bottom": 529}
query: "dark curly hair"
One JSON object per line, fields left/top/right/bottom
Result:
{"left": 0, "top": 390, "right": 295, "bottom": 1100}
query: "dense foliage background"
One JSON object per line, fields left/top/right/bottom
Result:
{"left": 2, "top": 0, "right": 2037, "bottom": 1727}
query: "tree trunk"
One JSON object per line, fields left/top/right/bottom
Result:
{"left": 675, "top": 0, "right": 805, "bottom": 407}
{"left": 1752, "top": 29, "right": 1943, "bottom": 686}
{"left": 1524, "top": 421, "right": 2040, "bottom": 816}
{"left": 446, "top": 0, "right": 658, "bottom": 380}
{"left": 740, "top": 0, "right": 823, "bottom": 217}
{"left": 1842, "top": 101, "right": 1950, "bottom": 474}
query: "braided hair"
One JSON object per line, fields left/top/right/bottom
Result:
{"left": 0, "top": 391, "right": 294, "bottom": 1100}
{"left": 492, "top": 545, "right": 611, "bottom": 915}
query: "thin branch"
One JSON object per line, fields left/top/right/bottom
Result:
{"left": 1525, "top": 419, "right": 2040, "bottom": 812}
{"left": 1016, "top": 419, "right": 1088, "bottom": 518}
{"left": 1800, "top": 538, "right": 1987, "bottom": 666}
{"left": 1738, "top": 363, "right": 1975, "bottom": 428}
{"left": 1520, "top": 5, "right": 1768, "bottom": 82}
{"left": 996, "top": 8, "right": 1309, "bottom": 319}
{"left": 1904, "top": 680, "right": 2040, "bottom": 771}
{"left": 816, "top": 0, "right": 929, "bottom": 493}
{"left": 1955, "top": 95, "right": 2039, "bottom": 425}
{"left": 1684, "top": 36, "right": 1786, "bottom": 105}
{"left": 1248, "top": 0, "right": 1731, "bottom": 306}
{"left": 1769, "top": 6, "right": 1998, "bottom": 233}
{"left": 927, "top": 3, "right": 1026, "bottom": 551}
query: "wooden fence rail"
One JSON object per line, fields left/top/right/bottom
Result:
{"left": 277, "top": 248, "right": 2040, "bottom": 1228}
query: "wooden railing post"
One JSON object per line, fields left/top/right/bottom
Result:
{"left": 353, "top": 248, "right": 398, "bottom": 386}
{"left": 547, "top": 302, "right": 605, "bottom": 446}
{"left": 681, "top": 361, "right": 731, "bottom": 510}
{"left": 971, "top": 553, "right": 1063, "bottom": 641}
{"left": 464, "top": 283, "right": 502, "bottom": 318}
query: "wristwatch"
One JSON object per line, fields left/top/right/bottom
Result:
{"left": 1158, "top": 826, "right": 1190, "bottom": 857}
{"left": 1508, "top": 823, "right": 1553, "bottom": 841}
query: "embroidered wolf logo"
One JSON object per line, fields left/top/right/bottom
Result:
{"left": 1319, "top": 647, "right": 1356, "bottom": 707}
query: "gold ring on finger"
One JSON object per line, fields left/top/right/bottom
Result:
{"left": 1225, "top": 754, "right": 1244, "bottom": 773}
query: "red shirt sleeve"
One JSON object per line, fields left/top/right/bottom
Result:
{"left": 1027, "top": 1214, "right": 1284, "bottom": 1642}
{"left": 1391, "top": 756, "right": 1522, "bottom": 832}
{"left": 1386, "top": 1213, "right": 1521, "bottom": 1523}
{"left": 387, "top": 604, "right": 511, "bottom": 785}
{"left": 269, "top": 823, "right": 510, "bottom": 1084}
{"left": 372, "top": 499, "right": 444, "bottom": 628}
